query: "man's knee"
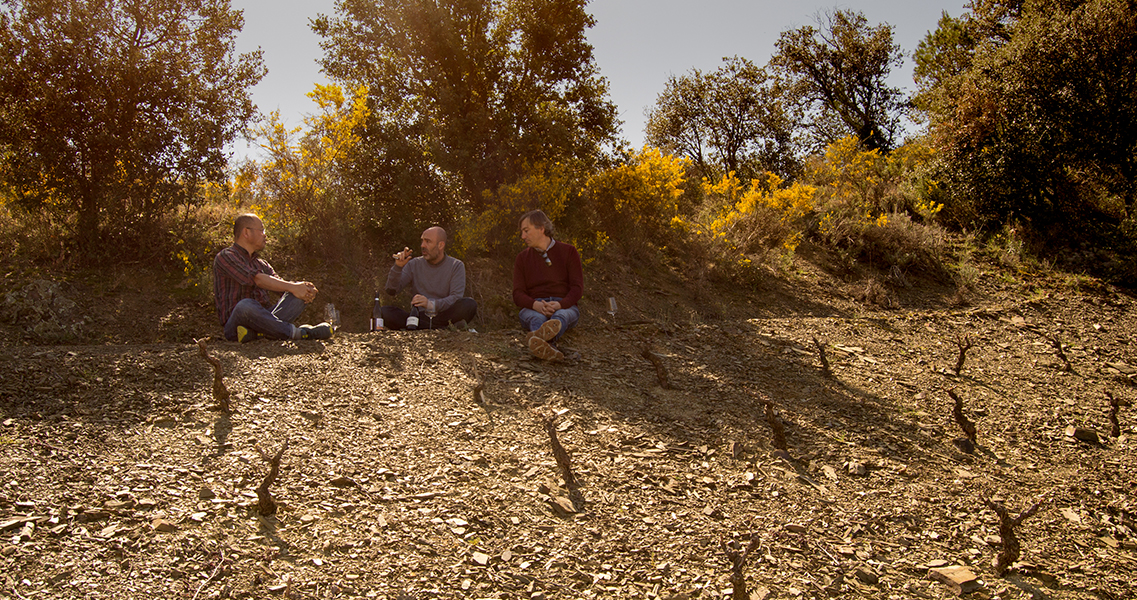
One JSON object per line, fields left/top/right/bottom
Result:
{"left": 454, "top": 297, "right": 478, "bottom": 321}
{"left": 231, "top": 298, "right": 262, "bottom": 318}
{"left": 553, "top": 307, "right": 579, "bottom": 326}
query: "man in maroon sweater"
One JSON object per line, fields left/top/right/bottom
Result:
{"left": 512, "top": 210, "right": 583, "bottom": 361}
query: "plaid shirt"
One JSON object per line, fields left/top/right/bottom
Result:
{"left": 213, "top": 243, "right": 276, "bottom": 325}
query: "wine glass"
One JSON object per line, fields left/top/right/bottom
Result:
{"left": 426, "top": 299, "right": 437, "bottom": 329}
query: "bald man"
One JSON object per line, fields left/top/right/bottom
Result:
{"left": 382, "top": 226, "right": 478, "bottom": 330}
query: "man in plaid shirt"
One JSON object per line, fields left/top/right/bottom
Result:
{"left": 213, "top": 214, "right": 332, "bottom": 342}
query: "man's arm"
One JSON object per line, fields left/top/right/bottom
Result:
{"left": 512, "top": 253, "right": 536, "bottom": 309}
{"left": 559, "top": 245, "right": 584, "bottom": 309}
{"left": 434, "top": 260, "right": 465, "bottom": 311}
{"left": 253, "top": 273, "right": 317, "bottom": 303}
{"left": 214, "top": 246, "right": 272, "bottom": 286}
{"left": 385, "top": 262, "right": 413, "bottom": 297}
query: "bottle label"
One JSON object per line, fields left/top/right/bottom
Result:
{"left": 406, "top": 315, "right": 419, "bottom": 329}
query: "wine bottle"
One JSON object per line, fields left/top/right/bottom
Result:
{"left": 371, "top": 296, "right": 384, "bottom": 331}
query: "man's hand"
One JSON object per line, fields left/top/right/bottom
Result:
{"left": 533, "top": 300, "right": 557, "bottom": 317}
{"left": 411, "top": 294, "right": 428, "bottom": 308}
{"left": 294, "top": 281, "right": 318, "bottom": 304}
{"left": 393, "top": 247, "right": 413, "bottom": 268}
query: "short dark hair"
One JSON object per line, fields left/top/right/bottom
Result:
{"left": 520, "top": 210, "right": 554, "bottom": 238}
{"left": 233, "top": 214, "right": 260, "bottom": 240}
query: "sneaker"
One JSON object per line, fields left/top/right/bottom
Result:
{"left": 534, "top": 319, "right": 562, "bottom": 342}
{"left": 529, "top": 336, "right": 564, "bottom": 361}
{"left": 298, "top": 322, "right": 334, "bottom": 340}
{"left": 236, "top": 326, "right": 258, "bottom": 343}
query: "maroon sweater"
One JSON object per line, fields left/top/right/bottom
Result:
{"left": 512, "top": 241, "right": 584, "bottom": 310}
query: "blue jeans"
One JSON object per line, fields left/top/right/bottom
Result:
{"left": 223, "top": 293, "right": 304, "bottom": 341}
{"left": 519, "top": 297, "right": 579, "bottom": 342}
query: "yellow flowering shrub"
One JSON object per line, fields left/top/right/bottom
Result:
{"left": 805, "top": 137, "right": 948, "bottom": 273}
{"left": 704, "top": 171, "right": 817, "bottom": 256}
{"left": 461, "top": 147, "right": 688, "bottom": 258}
{"left": 586, "top": 146, "right": 690, "bottom": 244}
{"left": 813, "top": 135, "right": 884, "bottom": 211}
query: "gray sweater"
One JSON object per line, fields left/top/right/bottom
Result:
{"left": 385, "top": 255, "right": 466, "bottom": 312}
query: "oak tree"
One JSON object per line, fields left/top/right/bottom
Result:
{"left": 313, "top": 0, "right": 619, "bottom": 224}
{"left": 770, "top": 9, "right": 906, "bottom": 154}
{"left": 0, "top": 0, "right": 265, "bottom": 257}
{"left": 646, "top": 56, "right": 798, "bottom": 182}
{"left": 916, "top": 0, "right": 1137, "bottom": 253}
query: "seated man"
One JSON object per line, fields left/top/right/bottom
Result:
{"left": 213, "top": 213, "right": 332, "bottom": 342}
{"left": 382, "top": 226, "right": 477, "bottom": 329}
{"left": 512, "top": 210, "right": 583, "bottom": 361}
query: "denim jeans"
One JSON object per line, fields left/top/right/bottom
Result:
{"left": 223, "top": 293, "right": 304, "bottom": 341}
{"left": 519, "top": 297, "right": 579, "bottom": 342}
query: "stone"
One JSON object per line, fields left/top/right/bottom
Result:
{"left": 853, "top": 567, "right": 879, "bottom": 585}
{"left": 151, "top": 519, "right": 177, "bottom": 533}
{"left": 952, "top": 437, "right": 975, "bottom": 454}
{"left": 1060, "top": 507, "right": 1082, "bottom": 524}
{"left": 928, "top": 565, "right": 982, "bottom": 595}
{"left": 1071, "top": 427, "right": 1100, "bottom": 444}
{"left": 0, "top": 279, "right": 88, "bottom": 341}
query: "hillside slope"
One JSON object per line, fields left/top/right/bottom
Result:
{"left": 1, "top": 247, "right": 1135, "bottom": 599}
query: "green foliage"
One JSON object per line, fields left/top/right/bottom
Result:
{"left": 912, "top": 11, "right": 977, "bottom": 114}
{"left": 0, "top": 0, "right": 265, "bottom": 261}
{"left": 458, "top": 147, "right": 689, "bottom": 262}
{"left": 169, "top": 182, "right": 236, "bottom": 301}
{"left": 917, "top": 0, "right": 1137, "bottom": 281}
{"left": 314, "top": 0, "right": 619, "bottom": 227}
{"left": 457, "top": 160, "right": 584, "bottom": 257}
{"left": 645, "top": 57, "right": 799, "bottom": 183}
{"left": 770, "top": 9, "right": 907, "bottom": 153}
{"left": 0, "top": 194, "right": 70, "bottom": 267}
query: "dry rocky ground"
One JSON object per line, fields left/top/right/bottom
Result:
{"left": 1, "top": 249, "right": 1135, "bottom": 600}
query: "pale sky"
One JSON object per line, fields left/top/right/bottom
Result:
{"left": 228, "top": 0, "right": 968, "bottom": 162}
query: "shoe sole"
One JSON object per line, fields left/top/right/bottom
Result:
{"left": 236, "top": 326, "right": 256, "bottom": 343}
{"left": 529, "top": 337, "right": 564, "bottom": 361}
{"left": 534, "top": 319, "right": 561, "bottom": 341}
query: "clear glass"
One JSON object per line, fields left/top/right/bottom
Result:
{"left": 324, "top": 303, "right": 341, "bottom": 328}
{"left": 426, "top": 300, "right": 437, "bottom": 329}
